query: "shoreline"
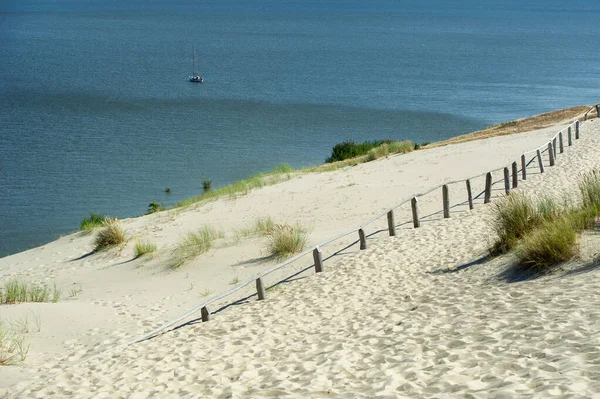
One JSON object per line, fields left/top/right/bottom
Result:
{"left": 1, "top": 105, "right": 599, "bottom": 396}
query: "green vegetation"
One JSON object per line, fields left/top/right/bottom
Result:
{"left": 147, "top": 201, "right": 165, "bottom": 214}
{"left": 491, "top": 171, "right": 600, "bottom": 271}
{"left": 170, "top": 226, "right": 223, "bottom": 268}
{"left": 202, "top": 176, "right": 212, "bottom": 192}
{"left": 0, "top": 279, "right": 61, "bottom": 304}
{"left": 267, "top": 223, "right": 308, "bottom": 260}
{"left": 79, "top": 212, "right": 106, "bottom": 232}
{"left": 0, "top": 319, "right": 29, "bottom": 365}
{"left": 176, "top": 166, "right": 293, "bottom": 208}
{"left": 93, "top": 218, "right": 127, "bottom": 252}
{"left": 133, "top": 239, "right": 157, "bottom": 258}
{"left": 325, "top": 140, "right": 390, "bottom": 163}
{"left": 515, "top": 216, "right": 577, "bottom": 268}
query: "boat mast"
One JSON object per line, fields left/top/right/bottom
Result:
{"left": 192, "top": 46, "right": 196, "bottom": 76}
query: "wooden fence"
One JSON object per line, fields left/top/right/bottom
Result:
{"left": 123, "top": 103, "right": 599, "bottom": 347}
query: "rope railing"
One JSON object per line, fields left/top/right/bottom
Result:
{"left": 123, "top": 115, "right": 591, "bottom": 347}
{"left": 583, "top": 103, "right": 600, "bottom": 121}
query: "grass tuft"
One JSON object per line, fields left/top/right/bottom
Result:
{"left": 267, "top": 224, "right": 308, "bottom": 260}
{"left": 80, "top": 212, "right": 106, "bottom": 232}
{"left": 0, "top": 279, "right": 61, "bottom": 305}
{"left": 93, "top": 218, "right": 126, "bottom": 252}
{"left": 0, "top": 319, "right": 30, "bottom": 365}
{"left": 580, "top": 170, "right": 600, "bottom": 212}
{"left": 490, "top": 193, "right": 555, "bottom": 255}
{"left": 515, "top": 217, "right": 578, "bottom": 270}
{"left": 133, "top": 239, "right": 157, "bottom": 258}
{"left": 170, "top": 227, "right": 222, "bottom": 268}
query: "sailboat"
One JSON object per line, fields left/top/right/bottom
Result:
{"left": 188, "top": 46, "right": 204, "bottom": 83}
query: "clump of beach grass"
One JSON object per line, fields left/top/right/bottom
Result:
{"left": 169, "top": 227, "right": 222, "bottom": 268}
{"left": 0, "top": 279, "right": 61, "bottom": 305}
{"left": 267, "top": 224, "right": 308, "bottom": 260}
{"left": 490, "top": 193, "right": 555, "bottom": 255}
{"left": 133, "top": 239, "right": 157, "bottom": 258}
{"left": 491, "top": 172, "right": 600, "bottom": 271}
{"left": 0, "top": 319, "right": 30, "bottom": 365}
{"left": 580, "top": 170, "right": 600, "bottom": 212}
{"left": 79, "top": 212, "right": 106, "bottom": 232}
{"left": 515, "top": 216, "right": 578, "bottom": 269}
{"left": 93, "top": 218, "right": 127, "bottom": 252}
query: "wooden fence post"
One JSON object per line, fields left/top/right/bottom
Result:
{"left": 575, "top": 120, "right": 580, "bottom": 139}
{"left": 387, "top": 210, "right": 396, "bottom": 236}
{"left": 504, "top": 167, "right": 510, "bottom": 194}
{"left": 484, "top": 172, "right": 492, "bottom": 204}
{"left": 521, "top": 154, "right": 527, "bottom": 180}
{"left": 568, "top": 126, "right": 573, "bottom": 146}
{"left": 313, "top": 247, "right": 324, "bottom": 273}
{"left": 201, "top": 306, "right": 210, "bottom": 322}
{"left": 256, "top": 277, "right": 266, "bottom": 300}
{"left": 537, "top": 149, "right": 545, "bottom": 173}
{"left": 442, "top": 185, "right": 450, "bottom": 218}
{"left": 511, "top": 162, "right": 518, "bottom": 188}
{"left": 411, "top": 197, "right": 420, "bottom": 228}
{"left": 466, "top": 180, "right": 474, "bottom": 210}
{"left": 552, "top": 138, "right": 557, "bottom": 158}
{"left": 359, "top": 228, "right": 367, "bottom": 250}
{"left": 559, "top": 132, "right": 564, "bottom": 153}
{"left": 548, "top": 142, "right": 555, "bottom": 166}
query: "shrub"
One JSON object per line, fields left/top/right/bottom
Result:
{"left": 80, "top": 212, "right": 106, "bottom": 231}
{"left": 325, "top": 140, "right": 391, "bottom": 163}
{"left": 202, "top": 176, "right": 212, "bottom": 192}
{"left": 170, "top": 227, "right": 222, "bottom": 268}
{"left": 133, "top": 239, "right": 157, "bottom": 258}
{"left": 93, "top": 218, "right": 126, "bottom": 251}
{"left": 515, "top": 217, "right": 577, "bottom": 269}
{"left": 147, "top": 201, "right": 165, "bottom": 215}
{"left": 267, "top": 224, "right": 308, "bottom": 259}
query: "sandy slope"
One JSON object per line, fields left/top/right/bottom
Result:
{"left": 1, "top": 118, "right": 600, "bottom": 397}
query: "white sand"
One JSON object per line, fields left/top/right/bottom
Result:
{"left": 1, "top": 118, "right": 600, "bottom": 397}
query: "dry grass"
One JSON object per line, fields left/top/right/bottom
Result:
{"left": 428, "top": 106, "right": 589, "bottom": 149}
{"left": 169, "top": 227, "right": 223, "bottom": 269}
{"left": 490, "top": 193, "right": 559, "bottom": 255}
{"left": 93, "top": 218, "right": 127, "bottom": 251}
{"left": 133, "top": 239, "right": 157, "bottom": 258}
{"left": 515, "top": 217, "right": 578, "bottom": 269}
{"left": 0, "top": 319, "right": 29, "bottom": 365}
{"left": 267, "top": 224, "right": 308, "bottom": 259}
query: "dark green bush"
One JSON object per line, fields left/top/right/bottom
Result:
{"left": 325, "top": 140, "right": 391, "bottom": 163}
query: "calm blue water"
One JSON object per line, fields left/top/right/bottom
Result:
{"left": 1, "top": 0, "right": 599, "bottom": 257}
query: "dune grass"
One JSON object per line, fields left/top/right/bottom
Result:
{"left": 267, "top": 224, "right": 308, "bottom": 260}
{"left": 79, "top": 212, "right": 106, "bottom": 232}
{"left": 515, "top": 216, "right": 578, "bottom": 269}
{"left": 169, "top": 227, "right": 222, "bottom": 269}
{"left": 133, "top": 239, "right": 157, "bottom": 258}
{"left": 0, "top": 319, "right": 30, "bottom": 365}
{"left": 0, "top": 279, "right": 61, "bottom": 305}
{"left": 492, "top": 171, "right": 600, "bottom": 271}
{"left": 93, "top": 218, "right": 127, "bottom": 252}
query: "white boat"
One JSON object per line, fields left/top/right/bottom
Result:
{"left": 189, "top": 46, "right": 204, "bottom": 83}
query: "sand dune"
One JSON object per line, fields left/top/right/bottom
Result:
{"left": 1, "top": 118, "right": 600, "bottom": 397}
